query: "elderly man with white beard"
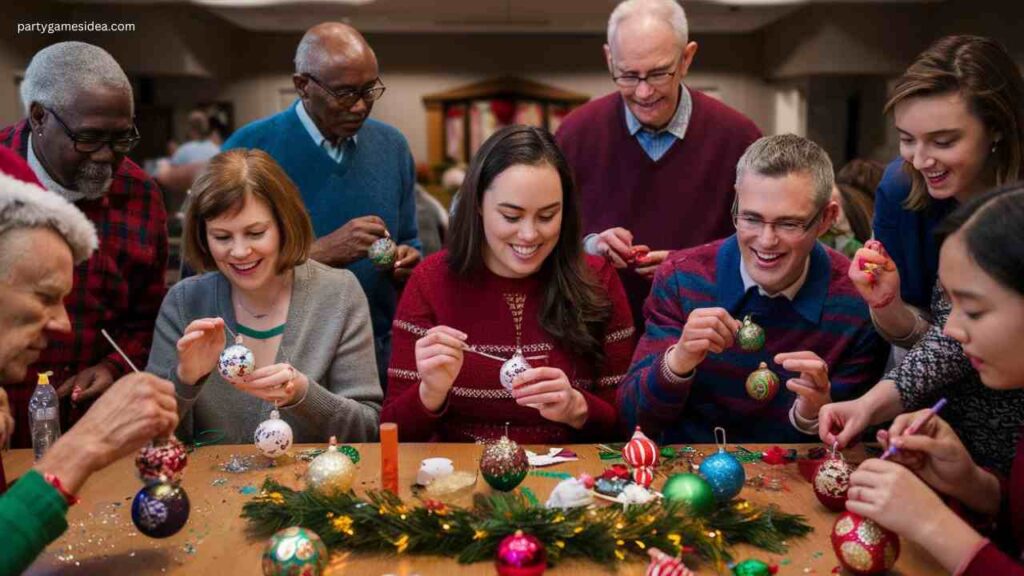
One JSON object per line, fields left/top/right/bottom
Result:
{"left": 0, "top": 41, "right": 168, "bottom": 448}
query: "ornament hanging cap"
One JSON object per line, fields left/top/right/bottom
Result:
{"left": 329, "top": 435, "right": 339, "bottom": 451}
{"left": 714, "top": 426, "right": 729, "bottom": 453}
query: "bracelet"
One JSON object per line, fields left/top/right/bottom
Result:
{"left": 660, "top": 346, "right": 695, "bottom": 384}
{"left": 44, "top": 473, "right": 80, "bottom": 506}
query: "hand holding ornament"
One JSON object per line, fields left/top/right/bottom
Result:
{"left": 238, "top": 363, "right": 307, "bottom": 405}
{"left": 818, "top": 396, "right": 876, "bottom": 449}
{"left": 846, "top": 458, "right": 950, "bottom": 544}
{"left": 176, "top": 317, "right": 227, "bottom": 385}
{"left": 667, "top": 307, "right": 741, "bottom": 376}
{"left": 511, "top": 366, "right": 587, "bottom": 429}
{"left": 391, "top": 244, "right": 421, "bottom": 282}
{"left": 774, "top": 351, "right": 832, "bottom": 419}
{"left": 594, "top": 226, "right": 635, "bottom": 268}
{"left": 310, "top": 214, "right": 387, "bottom": 267}
{"left": 634, "top": 250, "right": 669, "bottom": 279}
{"left": 848, "top": 240, "right": 900, "bottom": 309}
{"left": 416, "top": 325, "right": 467, "bottom": 412}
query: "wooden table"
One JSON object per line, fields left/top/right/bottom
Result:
{"left": 6, "top": 444, "right": 944, "bottom": 575}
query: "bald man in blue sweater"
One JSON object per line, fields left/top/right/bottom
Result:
{"left": 225, "top": 22, "right": 421, "bottom": 389}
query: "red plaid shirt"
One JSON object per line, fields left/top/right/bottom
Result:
{"left": 0, "top": 120, "right": 168, "bottom": 448}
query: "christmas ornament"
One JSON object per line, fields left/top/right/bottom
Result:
{"left": 480, "top": 435, "right": 529, "bottom": 491}
{"left": 737, "top": 315, "right": 765, "bottom": 351}
{"left": 632, "top": 466, "right": 654, "bottom": 488}
{"left": 745, "top": 362, "right": 780, "bottom": 403}
{"left": 623, "top": 426, "right": 660, "bottom": 468}
{"left": 661, "top": 473, "right": 715, "bottom": 515}
{"left": 261, "top": 526, "right": 329, "bottom": 576}
{"left": 831, "top": 511, "right": 901, "bottom": 575}
{"left": 306, "top": 439, "right": 357, "bottom": 497}
{"left": 699, "top": 427, "right": 746, "bottom": 502}
{"left": 732, "top": 558, "right": 776, "bottom": 576}
{"left": 131, "top": 481, "right": 190, "bottom": 538}
{"left": 594, "top": 476, "right": 629, "bottom": 498}
{"left": 646, "top": 548, "right": 695, "bottom": 576}
{"left": 368, "top": 232, "right": 397, "bottom": 269}
{"left": 499, "top": 350, "right": 532, "bottom": 391}
{"left": 495, "top": 530, "right": 547, "bottom": 576}
{"left": 218, "top": 335, "right": 255, "bottom": 382}
{"left": 136, "top": 436, "right": 188, "bottom": 485}
{"left": 255, "top": 409, "right": 294, "bottom": 458}
{"left": 813, "top": 454, "right": 854, "bottom": 511}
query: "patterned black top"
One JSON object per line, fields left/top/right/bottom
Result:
{"left": 889, "top": 285, "right": 1024, "bottom": 474}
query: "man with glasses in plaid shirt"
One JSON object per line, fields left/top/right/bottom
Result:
{"left": 556, "top": 0, "right": 762, "bottom": 333}
{"left": 619, "top": 135, "right": 887, "bottom": 443}
{"left": 0, "top": 41, "right": 168, "bottom": 447}
{"left": 224, "top": 23, "right": 420, "bottom": 390}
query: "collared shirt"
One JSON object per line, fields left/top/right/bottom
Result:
{"left": 1, "top": 119, "right": 169, "bottom": 449}
{"left": 739, "top": 254, "right": 811, "bottom": 301}
{"left": 295, "top": 100, "right": 355, "bottom": 163}
{"left": 623, "top": 83, "right": 692, "bottom": 161}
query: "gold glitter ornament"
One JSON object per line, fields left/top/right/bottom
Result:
{"left": 306, "top": 439, "right": 357, "bottom": 497}
{"left": 830, "top": 511, "right": 900, "bottom": 575}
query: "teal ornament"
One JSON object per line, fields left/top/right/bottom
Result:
{"left": 261, "top": 526, "right": 329, "bottom": 576}
{"left": 737, "top": 315, "right": 765, "bottom": 351}
{"left": 661, "top": 473, "right": 715, "bottom": 515}
{"left": 368, "top": 234, "right": 397, "bottom": 269}
{"left": 698, "top": 427, "right": 746, "bottom": 502}
{"left": 732, "top": 559, "right": 772, "bottom": 576}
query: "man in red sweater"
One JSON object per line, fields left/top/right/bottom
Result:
{"left": 556, "top": 0, "right": 762, "bottom": 329}
{"left": 1, "top": 41, "right": 168, "bottom": 447}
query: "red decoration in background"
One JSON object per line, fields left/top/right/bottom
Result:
{"left": 600, "top": 464, "right": 631, "bottom": 481}
{"left": 623, "top": 427, "right": 659, "bottom": 468}
{"left": 490, "top": 99, "right": 517, "bottom": 126}
{"left": 761, "top": 446, "right": 788, "bottom": 466}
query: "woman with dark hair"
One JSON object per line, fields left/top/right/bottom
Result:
{"left": 845, "top": 184, "right": 1024, "bottom": 575}
{"left": 146, "top": 149, "right": 382, "bottom": 444}
{"left": 820, "top": 35, "right": 1024, "bottom": 473}
{"left": 381, "top": 126, "right": 635, "bottom": 443}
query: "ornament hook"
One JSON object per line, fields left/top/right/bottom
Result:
{"left": 713, "top": 426, "right": 728, "bottom": 452}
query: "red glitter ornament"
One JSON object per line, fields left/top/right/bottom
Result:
{"left": 136, "top": 437, "right": 188, "bottom": 485}
{"left": 623, "top": 426, "right": 659, "bottom": 468}
{"left": 495, "top": 530, "right": 546, "bottom": 576}
{"left": 830, "top": 511, "right": 900, "bottom": 575}
{"left": 813, "top": 456, "right": 854, "bottom": 511}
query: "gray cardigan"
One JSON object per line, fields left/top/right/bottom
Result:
{"left": 146, "top": 260, "right": 382, "bottom": 444}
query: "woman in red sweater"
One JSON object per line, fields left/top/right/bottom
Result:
{"left": 846, "top": 183, "right": 1024, "bottom": 574}
{"left": 382, "top": 125, "right": 635, "bottom": 443}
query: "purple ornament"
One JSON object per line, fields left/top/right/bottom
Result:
{"left": 132, "top": 481, "right": 190, "bottom": 538}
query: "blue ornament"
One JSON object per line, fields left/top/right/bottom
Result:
{"left": 132, "top": 481, "right": 190, "bottom": 538}
{"left": 698, "top": 427, "right": 746, "bottom": 502}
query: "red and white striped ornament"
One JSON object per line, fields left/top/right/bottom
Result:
{"left": 632, "top": 466, "right": 654, "bottom": 488}
{"left": 623, "top": 426, "right": 659, "bottom": 468}
{"left": 645, "top": 548, "right": 695, "bottom": 576}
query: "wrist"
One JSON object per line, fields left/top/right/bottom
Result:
{"left": 418, "top": 382, "right": 448, "bottom": 413}
{"left": 34, "top": 438, "right": 100, "bottom": 496}
{"left": 665, "top": 345, "right": 696, "bottom": 377}
{"left": 568, "top": 390, "right": 588, "bottom": 429}
{"left": 795, "top": 398, "right": 822, "bottom": 421}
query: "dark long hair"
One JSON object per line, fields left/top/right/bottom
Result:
{"left": 886, "top": 35, "right": 1024, "bottom": 211}
{"left": 936, "top": 182, "right": 1024, "bottom": 296}
{"left": 447, "top": 125, "right": 612, "bottom": 365}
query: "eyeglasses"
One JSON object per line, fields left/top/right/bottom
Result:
{"left": 45, "top": 107, "right": 140, "bottom": 154}
{"left": 304, "top": 74, "right": 386, "bottom": 107}
{"left": 733, "top": 207, "right": 825, "bottom": 240}
{"left": 611, "top": 60, "right": 679, "bottom": 88}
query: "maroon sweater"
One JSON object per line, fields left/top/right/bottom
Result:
{"left": 381, "top": 252, "right": 636, "bottom": 444}
{"left": 555, "top": 89, "right": 761, "bottom": 325}
{"left": 962, "top": 425, "right": 1024, "bottom": 575}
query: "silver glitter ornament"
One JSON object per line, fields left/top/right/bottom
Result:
{"left": 218, "top": 335, "right": 255, "bottom": 382}
{"left": 254, "top": 409, "right": 294, "bottom": 458}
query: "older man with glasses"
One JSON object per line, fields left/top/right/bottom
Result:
{"left": 224, "top": 22, "right": 420, "bottom": 390}
{"left": 556, "top": 0, "right": 762, "bottom": 333}
{"left": 619, "top": 135, "right": 887, "bottom": 443}
{"left": 0, "top": 41, "right": 168, "bottom": 447}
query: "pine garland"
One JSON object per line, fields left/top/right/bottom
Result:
{"left": 242, "top": 478, "right": 812, "bottom": 567}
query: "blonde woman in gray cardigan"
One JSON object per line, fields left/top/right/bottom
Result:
{"left": 146, "top": 149, "right": 382, "bottom": 444}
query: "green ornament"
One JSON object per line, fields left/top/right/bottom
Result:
{"left": 660, "top": 446, "right": 677, "bottom": 458}
{"left": 480, "top": 436, "right": 529, "bottom": 491}
{"left": 368, "top": 235, "right": 397, "bottom": 269}
{"left": 745, "top": 362, "right": 781, "bottom": 403}
{"left": 661, "top": 473, "right": 715, "bottom": 515}
{"left": 338, "top": 445, "right": 361, "bottom": 464}
{"left": 261, "top": 526, "right": 329, "bottom": 576}
{"left": 737, "top": 315, "right": 765, "bottom": 351}
{"left": 732, "top": 559, "right": 772, "bottom": 576}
